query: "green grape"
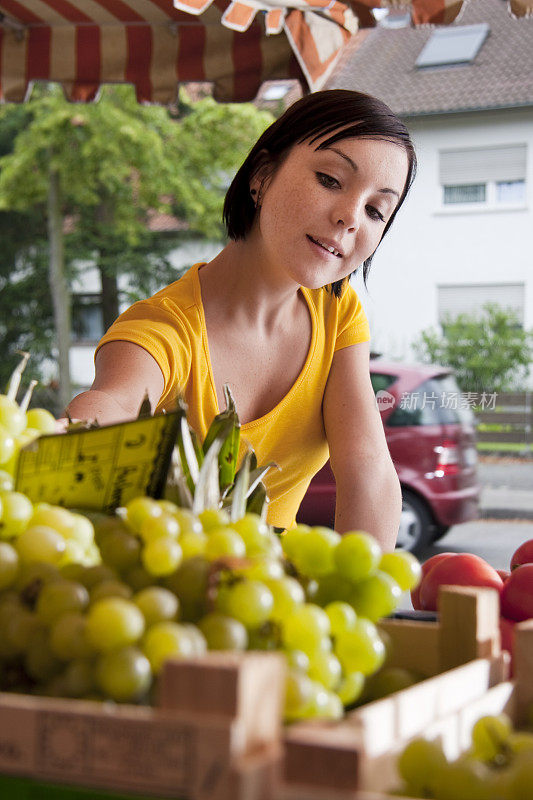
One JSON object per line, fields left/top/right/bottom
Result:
{"left": 181, "top": 623, "right": 207, "bottom": 655}
{"left": 233, "top": 513, "right": 271, "bottom": 557}
{"left": 3, "top": 607, "right": 39, "bottom": 655}
{"left": 316, "top": 690, "right": 343, "bottom": 720}
{"left": 77, "top": 564, "right": 118, "bottom": 589}
{"left": 284, "top": 669, "right": 315, "bottom": 721}
{"left": 220, "top": 579, "right": 274, "bottom": 628}
{"left": 308, "top": 650, "right": 342, "bottom": 690}
{"left": 86, "top": 597, "right": 145, "bottom": 652}
{"left": 90, "top": 579, "right": 133, "bottom": 603}
{"left": 61, "top": 540, "right": 88, "bottom": 567}
{"left": 0, "top": 425, "right": 16, "bottom": 466}
{"left": 310, "top": 572, "right": 354, "bottom": 606}
{"left": 281, "top": 525, "right": 310, "bottom": 561}
{"left": 241, "top": 558, "right": 284, "bottom": 582}
{"left": 325, "top": 601, "right": 357, "bottom": 637}
{"left": 164, "top": 556, "right": 210, "bottom": 604}
{"left": 62, "top": 659, "right": 95, "bottom": 698}
{"left": 124, "top": 497, "right": 162, "bottom": 533}
{"left": 66, "top": 514, "right": 95, "bottom": 549}
{"left": 198, "top": 612, "right": 248, "bottom": 650}
{"left": 16, "top": 525, "right": 66, "bottom": 565}
{"left": 285, "top": 649, "right": 310, "bottom": 673}
{"left": 509, "top": 753, "right": 533, "bottom": 800}
{"left": 35, "top": 580, "right": 89, "bottom": 626}
{"left": 471, "top": 714, "right": 513, "bottom": 761}
{"left": 508, "top": 731, "right": 533, "bottom": 757}
{"left": 0, "top": 541, "right": 19, "bottom": 589}
{"left": 49, "top": 612, "right": 95, "bottom": 660}
{"left": 0, "top": 396, "right": 26, "bottom": 435}
{"left": 156, "top": 499, "right": 179, "bottom": 515}
{"left": 348, "top": 571, "right": 402, "bottom": 622}
{"left": 337, "top": 671, "right": 365, "bottom": 706}
{"left": 363, "top": 667, "right": 420, "bottom": 701}
{"left": 24, "top": 626, "right": 62, "bottom": 682}
{"left": 25, "top": 408, "right": 56, "bottom": 434}
{"left": 124, "top": 565, "right": 154, "bottom": 592}
{"left": 15, "top": 560, "right": 61, "bottom": 593}
{"left": 247, "top": 622, "right": 279, "bottom": 651}
{"left": 301, "top": 681, "right": 332, "bottom": 720}
{"left": 379, "top": 551, "right": 422, "bottom": 592}
{"left": 199, "top": 508, "right": 230, "bottom": 532}
{"left": 397, "top": 737, "right": 448, "bottom": 797}
{"left": 282, "top": 603, "right": 331, "bottom": 654}
{"left": 265, "top": 576, "right": 305, "bottom": 622}
{"left": 0, "top": 491, "right": 33, "bottom": 538}
{"left": 205, "top": 527, "right": 246, "bottom": 560}
{"left": 291, "top": 527, "right": 340, "bottom": 578}
{"left": 142, "top": 621, "right": 196, "bottom": 674}
{"left": 134, "top": 586, "right": 179, "bottom": 627}
{"left": 96, "top": 646, "right": 152, "bottom": 702}
{"left": 30, "top": 504, "right": 75, "bottom": 538}
{"left": 140, "top": 513, "right": 180, "bottom": 543}
{"left": 142, "top": 537, "right": 182, "bottom": 577}
{"left": 171, "top": 508, "right": 203, "bottom": 536}
{"left": 434, "top": 755, "right": 492, "bottom": 800}
{"left": 60, "top": 561, "right": 87, "bottom": 582}
{"left": 98, "top": 530, "right": 141, "bottom": 571}
{"left": 334, "top": 618, "right": 386, "bottom": 675}
{"left": 179, "top": 529, "right": 207, "bottom": 559}
{"left": 333, "top": 532, "right": 382, "bottom": 583}
{"left": 0, "top": 470, "right": 13, "bottom": 491}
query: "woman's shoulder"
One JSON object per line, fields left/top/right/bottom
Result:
{"left": 147, "top": 262, "right": 203, "bottom": 312}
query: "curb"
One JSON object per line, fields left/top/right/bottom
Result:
{"left": 480, "top": 508, "right": 533, "bottom": 521}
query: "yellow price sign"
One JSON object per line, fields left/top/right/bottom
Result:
{"left": 15, "top": 412, "right": 181, "bottom": 512}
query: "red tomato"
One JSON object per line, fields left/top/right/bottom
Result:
{"left": 496, "top": 569, "right": 511, "bottom": 583}
{"left": 410, "top": 552, "right": 456, "bottom": 610}
{"left": 501, "top": 563, "right": 533, "bottom": 622}
{"left": 510, "top": 539, "right": 533, "bottom": 571}
{"left": 419, "top": 553, "right": 504, "bottom": 612}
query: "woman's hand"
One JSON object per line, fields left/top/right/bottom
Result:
{"left": 323, "top": 341, "right": 401, "bottom": 552}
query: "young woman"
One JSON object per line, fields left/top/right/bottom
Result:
{"left": 67, "top": 90, "right": 417, "bottom": 550}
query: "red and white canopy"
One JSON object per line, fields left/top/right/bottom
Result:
{"left": 0, "top": 0, "right": 530, "bottom": 104}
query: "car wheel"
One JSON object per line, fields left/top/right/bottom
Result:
{"left": 431, "top": 523, "right": 451, "bottom": 542}
{"left": 396, "top": 489, "right": 434, "bottom": 553}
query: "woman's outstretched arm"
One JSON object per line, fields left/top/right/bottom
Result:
{"left": 323, "top": 341, "right": 401, "bottom": 552}
{"left": 65, "top": 341, "right": 165, "bottom": 426}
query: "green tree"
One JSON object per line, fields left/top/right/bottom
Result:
{"left": 0, "top": 85, "right": 272, "bottom": 409}
{"left": 412, "top": 304, "right": 533, "bottom": 393}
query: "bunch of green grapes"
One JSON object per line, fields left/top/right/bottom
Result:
{"left": 0, "top": 493, "right": 423, "bottom": 720}
{"left": 396, "top": 715, "right": 533, "bottom": 800}
{"left": 0, "top": 493, "right": 100, "bottom": 568}
{"left": 0, "top": 390, "right": 56, "bottom": 480}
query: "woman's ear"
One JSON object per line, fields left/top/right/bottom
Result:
{"left": 249, "top": 150, "right": 274, "bottom": 205}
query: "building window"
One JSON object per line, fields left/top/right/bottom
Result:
{"left": 439, "top": 145, "right": 527, "bottom": 209}
{"left": 416, "top": 23, "right": 489, "bottom": 69}
{"left": 437, "top": 283, "right": 525, "bottom": 328}
{"left": 72, "top": 294, "right": 104, "bottom": 343}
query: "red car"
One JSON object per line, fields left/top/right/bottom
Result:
{"left": 297, "top": 359, "right": 480, "bottom": 553}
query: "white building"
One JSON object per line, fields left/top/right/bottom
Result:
{"left": 328, "top": 0, "right": 533, "bottom": 368}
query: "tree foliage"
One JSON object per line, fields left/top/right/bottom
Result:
{"left": 0, "top": 84, "right": 273, "bottom": 398}
{"left": 412, "top": 304, "right": 533, "bottom": 393}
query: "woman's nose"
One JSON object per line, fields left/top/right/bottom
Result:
{"left": 334, "top": 199, "right": 361, "bottom": 233}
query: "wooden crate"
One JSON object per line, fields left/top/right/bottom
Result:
{"left": 276, "top": 586, "right": 511, "bottom": 800}
{"left": 0, "top": 651, "right": 286, "bottom": 800}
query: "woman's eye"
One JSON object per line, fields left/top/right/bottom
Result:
{"left": 316, "top": 172, "right": 340, "bottom": 189}
{"left": 366, "top": 205, "right": 385, "bottom": 222}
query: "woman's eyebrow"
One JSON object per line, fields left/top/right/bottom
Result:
{"left": 323, "top": 146, "right": 400, "bottom": 199}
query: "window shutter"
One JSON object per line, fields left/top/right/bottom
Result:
{"left": 439, "top": 145, "right": 527, "bottom": 185}
{"left": 437, "top": 283, "right": 525, "bottom": 325}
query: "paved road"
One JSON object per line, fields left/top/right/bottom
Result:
{"left": 478, "top": 456, "right": 533, "bottom": 491}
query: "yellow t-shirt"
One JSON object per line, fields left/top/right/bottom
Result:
{"left": 97, "top": 262, "right": 370, "bottom": 529}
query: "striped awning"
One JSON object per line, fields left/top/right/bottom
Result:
{"left": 0, "top": 0, "right": 530, "bottom": 104}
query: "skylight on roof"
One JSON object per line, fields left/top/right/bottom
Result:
{"left": 416, "top": 23, "right": 490, "bottom": 68}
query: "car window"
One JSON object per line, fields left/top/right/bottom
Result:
{"left": 387, "top": 373, "right": 475, "bottom": 427}
{"left": 370, "top": 372, "right": 396, "bottom": 394}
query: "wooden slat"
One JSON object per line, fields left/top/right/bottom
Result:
{"left": 476, "top": 430, "right": 532, "bottom": 444}
{"left": 475, "top": 411, "right": 529, "bottom": 424}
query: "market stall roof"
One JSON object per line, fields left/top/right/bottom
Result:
{"left": 0, "top": 0, "right": 530, "bottom": 104}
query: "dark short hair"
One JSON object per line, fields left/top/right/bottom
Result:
{"left": 223, "top": 89, "right": 417, "bottom": 297}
